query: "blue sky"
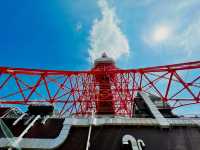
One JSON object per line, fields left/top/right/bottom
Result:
{"left": 0, "top": 0, "right": 199, "bottom": 71}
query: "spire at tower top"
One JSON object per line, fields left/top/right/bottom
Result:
{"left": 94, "top": 52, "right": 115, "bottom": 68}
{"left": 102, "top": 52, "right": 107, "bottom": 58}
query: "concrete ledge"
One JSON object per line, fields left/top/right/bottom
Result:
{"left": 64, "top": 117, "right": 200, "bottom": 127}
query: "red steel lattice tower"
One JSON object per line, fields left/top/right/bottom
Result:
{"left": 93, "top": 53, "right": 116, "bottom": 115}
{"left": 0, "top": 54, "right": 199, "bottom": 117}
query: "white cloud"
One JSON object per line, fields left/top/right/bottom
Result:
{"left": 142, "top": 0, "right": 200, "bottom": 60}
{"left": 88, "top": 0, "right": 130, "bottom": 62}
{"left": 174, "top": 18, "right": 200, "bottom": 56}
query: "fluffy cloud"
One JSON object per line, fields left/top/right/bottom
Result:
{"left": 88, "top": 0, "right": 130, "bottom": 62}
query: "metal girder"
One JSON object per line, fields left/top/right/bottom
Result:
{"left": 0, "top": 61, "right": 199, "bottom": 117}
{"left": 139, "top": 92, "right": 169, "bottom": 127}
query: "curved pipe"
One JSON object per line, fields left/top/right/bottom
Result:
{"left": 122, "top": 134, "right": 139, "bottom": 150}
{"left": 0, "top": 118, "right": 71, "bottom": 149}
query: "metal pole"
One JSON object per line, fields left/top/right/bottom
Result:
{"left": 86, "top": 111, "right": 95, "bottom": 150}
{"left": 86, "top": 124, "right": 92, "bottom": 150}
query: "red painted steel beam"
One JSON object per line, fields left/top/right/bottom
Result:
{"left": 0, "top": 60, "right": 199, "bottom": 117}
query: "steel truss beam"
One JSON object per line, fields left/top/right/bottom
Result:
{"left": 0, "top": 61, "right": 199, "bottom": 117}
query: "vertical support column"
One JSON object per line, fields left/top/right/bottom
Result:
{"left": 93, "top": 53, "right": 116, "bottom": 115}
{"left": 96, "top": 74, "right": 114, "bottom": 115}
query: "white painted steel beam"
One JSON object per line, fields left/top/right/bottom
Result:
{"left": 138, "top": 92, "right": 170, "bottom": 128}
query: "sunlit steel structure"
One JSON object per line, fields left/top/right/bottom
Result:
{"left": 0, "top": 53, "right": 199, "bottom": 117}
